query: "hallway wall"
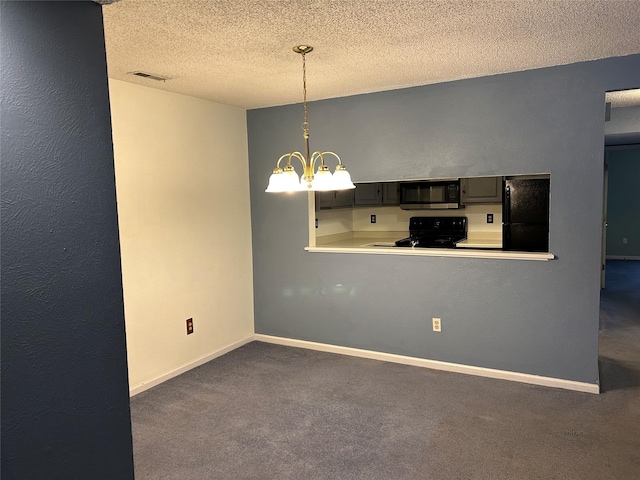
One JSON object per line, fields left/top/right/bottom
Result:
{"left": 1, "top": 2, "right": 134, "bottom": 478}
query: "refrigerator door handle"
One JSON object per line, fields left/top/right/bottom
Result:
{"left": 504, "top": 185, "right": 511, "bottom": 224}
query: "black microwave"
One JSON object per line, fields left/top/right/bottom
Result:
{"left": 399, "top": 180, "right": 461, "bottom": 209}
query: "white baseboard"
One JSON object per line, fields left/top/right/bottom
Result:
{"left": 606, "top": 255, "right": 640, "bottom": 261}
{"left": 129, "top": 333, "right": 600, "bottom": 396}
{"left": 254, "top": 334, "right": 600, "bottom": 394}
{"left": 129, "top": 334, "right": 254, "bottom": 397}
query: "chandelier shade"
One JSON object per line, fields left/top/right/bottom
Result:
{"left": 265, "top": 46, "right": 355, "bottom": 193}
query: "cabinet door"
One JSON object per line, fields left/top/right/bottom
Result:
{"left": 333, "top": 189, "right": 354, "bottom": 208}
{"left": 315, "top": 191, "right": 336, "bottom": 210}
{"left": 315, "top": 190, "right": 354, "bottom": 210}
{"left": 353, "top": 183, "right": 381, "bottom": 206}
{"left": 381, "top": 182, "right": 400, "bottom": 205}
{"left": 461, "top": 177, "right": 502, "bottom": 204}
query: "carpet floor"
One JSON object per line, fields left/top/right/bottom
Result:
{"left": 130, "top": 260, "right": 640, "bottom": 479}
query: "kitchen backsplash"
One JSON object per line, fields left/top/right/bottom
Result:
{"left": 316, "top": 204, "right": 502, "bottom": 238}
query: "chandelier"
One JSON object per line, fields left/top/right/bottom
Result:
{"left": 265, "top": 45, "right": 356, "bottom": 193}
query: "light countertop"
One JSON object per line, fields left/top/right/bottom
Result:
{"left": 316, "top": 231, "right": 502, "bottom": 249}
{"left": 311, "top": 231, "right": 552, "bottom": 261}
{"left": 456, "top": 232, "right": 502, "bottom": 249}
{"left": 315, "top": 231, "right": 407, "bottom": 248}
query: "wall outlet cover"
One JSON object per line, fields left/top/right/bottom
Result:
{"left": 186, "top": 318, "right": 194, "bottom": 335}
{"left": 432, "top": 317, "right": 442, "bottom": 332}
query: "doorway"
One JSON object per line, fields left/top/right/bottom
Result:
{"left": 599, "top": 89, "right": 640, "bottom": 391}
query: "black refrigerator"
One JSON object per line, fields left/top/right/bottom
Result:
{"left": 502, "top": 177, "right": 550, "bottom": 252}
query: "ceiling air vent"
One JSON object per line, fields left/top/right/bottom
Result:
{"left": 128, "top": 71, "right": 170, "bottom": 82}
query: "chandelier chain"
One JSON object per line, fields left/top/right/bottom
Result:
{"left": 302, "top": 52, "right": 309, "bottom": 134}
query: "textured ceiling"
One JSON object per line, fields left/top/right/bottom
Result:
{"left": 102, "top": 0, "right": 640, "bottom": 109}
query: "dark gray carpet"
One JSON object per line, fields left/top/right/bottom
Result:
{"left": 599, "top": 260, "right": 640, "bottom": 393}
{"left": 131, "top": 261, "right": 640, "bottom": 479}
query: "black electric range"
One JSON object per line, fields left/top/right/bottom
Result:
{"left": 395, "top": 217, "right": 467, "bottom": 248}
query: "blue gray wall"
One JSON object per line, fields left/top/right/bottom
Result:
{"left": 248, "top": 55, "right": 640, "bottom": 385}
{"left": 606, "top": 147, "right": 640, "bottom": 257}
{"left": 1, "top": 2, "right": 134, "bottom": 478}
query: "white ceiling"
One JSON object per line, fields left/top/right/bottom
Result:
{"left": 102, "top": 0, "right": 640, "bottom": 110}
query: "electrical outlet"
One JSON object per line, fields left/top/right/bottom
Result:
{"left": 432, "top": 317, "right": 442, "bottom": 332}
{"left": 315, "top": 218, "right": 318, "bottom": 228}
{"left": 371, "top": 214, "right": 377, "bottom": 224}
{"left": 186, "top": 318, "right": 194, "bottom": 335}
{"left": 623, "top": 238, "right": 628, "bottom": 244}
{"left": 487, "top": 214, "right": 494, "bottom": 224}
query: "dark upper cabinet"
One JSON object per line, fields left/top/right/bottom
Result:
{"left": 353, "top": 183, "right": 381, "bottom": 206}
{"left": 461, "top": 176, "right": 503, "bottom": 204}
{"left": 334, "top": 189, "right": 355, "bottom": 208}
{"left": 353, "top": 182, "right": 400, "bottom": 206}
{"left": 315, "top": 190, "right": 354, "bottom": 210}
{"left": 381, "top": 182, "right": 400, "bottom": 205}
{"left": 316, "top": 181, "right": 399, "bottom": 210}
{"left": 315, "top": 191, "right": 335, "bottom": 210}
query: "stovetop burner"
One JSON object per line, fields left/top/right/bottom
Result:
{"left": 395, "top": 216, "right": 467, "bottom": 248}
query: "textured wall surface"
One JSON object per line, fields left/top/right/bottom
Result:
{"left": 248, "top": 55, "right": 640, "bottom": 385}
{"left": 1, "top": 2, "right": 134, "bottom": 478}
{"left": 605, "top": 105, "right": 640, "bottom": 135}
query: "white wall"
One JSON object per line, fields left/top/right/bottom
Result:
{"left": 109, "top": 80, "right": 254, "bottom": 393}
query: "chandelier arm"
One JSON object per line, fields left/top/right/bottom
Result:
{"left": 289, "top": 151, "right": 306, "bottom": 170}
{"left": 310, "top": 151, "right": 325, "bottom": 169}
{"left": 275, "top": 153, "right": 294, "bottom": 169}
{"left": 318, "top": 151, "right": 342, "bottom": 164}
